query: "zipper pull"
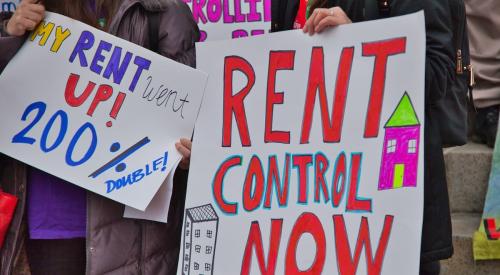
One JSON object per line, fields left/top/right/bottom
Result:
{"left": 468, "top": 64, "right": 475, "bottom": 87}
{"left": 456, "top": 49, "right": 463, "bottom": 74}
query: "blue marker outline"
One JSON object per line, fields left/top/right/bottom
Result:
{"left": 211, "top": 155, "right": 242, "bottom": 216}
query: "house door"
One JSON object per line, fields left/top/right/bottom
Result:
{"left": 393, "top": 164, "right": 405, "bottom": 189}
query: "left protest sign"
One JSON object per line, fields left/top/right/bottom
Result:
{"left": 0, "top": 12, "right": 208, "bottom": 210}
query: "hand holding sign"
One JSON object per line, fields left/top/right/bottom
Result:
{"left": 6, "top": 0, "right": 45, "bottom": 36}
{"left": 303, "top": 7, "right": 352, "bottom": 35}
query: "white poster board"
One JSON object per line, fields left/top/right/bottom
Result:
{"left": 0, "top": 12, "right": 208, "bottom": 211}
{"left": 0, "top": 0, "right": 19, "bottom": 12}
{"left": 178, "top": 12, "right": 425, "bottom": 274}
{"left": 183, "top": 0, "right": 271, "bottom": 41}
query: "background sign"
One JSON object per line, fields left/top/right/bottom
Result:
{"left": 0, "top": 12, "right": 208, "bottom": 211}
{"left": 0, "top": 0, "right": 19, "bottom": 12}
{"left": 178, "top": 12, "right": 425, "bottom": 274}
{"left": 184, "top": 0, "right": 271, "bottom": 42}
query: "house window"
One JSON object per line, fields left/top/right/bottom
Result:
{"left": 206, "top": 246, "right": 212, "bottom": 254}
{"left": 184, "top": 254, "right": 189, "bottom": 261}
{"left": 184, "top": 264, "right": 189, "bottom": 272}
{"left": 186, "top": 243, "right": 191, "bottom": 249}
{"left": 206, "top": 230, "right": 213, "bottom": 238}
{"left": 195, "top": 245, "right": 201, "bottom": 253}
{"left": 205, "top": 263, "right": 211, "bottom": 271}
{"left": 194, "top": 262, "right": 199, "bottom": 270}
{"left": 195, "top": 229, "right": 200, "bottom": 238}
{"left": 387, "top": 139, "right": 397, "bottom": 153}
{"left": 408, "top": 139, "right": 417, "bottom": 153}
{"left": 185, "top": 230, "right": 190, "bottom": 237}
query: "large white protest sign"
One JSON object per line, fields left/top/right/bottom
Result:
{"left": 0, "top": 0, "right": 18, "bottom": 12}
{"left": 178, "top": 12, "right": 425, "bottom": 274}
{"left": 184, "top": 0, "right": 270, "bottom": 42}
{"left": 0, "top": 12, "right": 207, "bottom": 211}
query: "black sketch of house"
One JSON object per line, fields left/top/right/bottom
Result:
{"left": 182, "top": 204, "right": 219, "bottom": 275}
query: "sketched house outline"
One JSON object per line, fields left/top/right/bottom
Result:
{"left": 182, "top": 204, "right": 219, "bottom": 275}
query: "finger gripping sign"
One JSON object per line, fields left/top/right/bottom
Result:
{"left": 178, "top": 12, "right": 425, "bottom": 275}
{"left": 184, "top": 0, "right": 271, "bottom": 42}
{"left": 0, "top": 12, "right": 208, "bottom": 210}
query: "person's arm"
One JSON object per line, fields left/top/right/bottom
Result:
{"left": 419, "top": 0, "right": 455, "bottom": 103}
{"left": 0, "top": 0, "right": 45, "bottom": 73}
{"left": 388, "top": 0, "right": 455, "bottom": 103}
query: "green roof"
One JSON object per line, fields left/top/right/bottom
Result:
{"left": 385, "top": 92, "right": 420, "bottom": 128}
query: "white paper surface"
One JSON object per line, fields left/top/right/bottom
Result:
{"left": 178, "top": 12, "right": 426, "bottom": 275}
{"left": 123, "top": 159, "right": 181, "bottom": 223}
{"left": 0, "top": 12, "right": 208, "bottom": 210}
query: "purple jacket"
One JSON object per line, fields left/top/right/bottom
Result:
{"left": 0, "top": 0, "right": 197, "bottom": 274}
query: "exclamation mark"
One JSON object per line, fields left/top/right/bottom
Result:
{"left": 106, "top": 92, "right": 126, "bottom": 127}
{"left": 161, "top": 151, "right": 169, "bottom": 172}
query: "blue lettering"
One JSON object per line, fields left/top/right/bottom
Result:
{"left": 153, "top": 157, "right": 163, "bottom": 171}
{"left": 106, "top": 180, "right": 116, "bottom": 193}
{"left": 103, "top": 47, "right": 133, "bottom": 86}
{"left": 145, "top": 164, "right": 153, "bottom": 176}
{"left": 133, "top": 169, "right": 145, "bottom": 182}
{"left": 2, "top": 2, "right": 16, "bottom": 12}
{"left": 90, "top": 40, "right": 112, "bottom": 75}
{"left": 129, "top": 56, "right": 151, "bottom": 92}
{"left": 69, "top": 31, "right": 95, "bottom": 67}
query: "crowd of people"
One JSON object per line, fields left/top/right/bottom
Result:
{"left": 0, "top": 0, "right": 498, "bottom": 275}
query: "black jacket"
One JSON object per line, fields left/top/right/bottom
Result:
{"left": 272, "top": 0, "right": 455, "bottom": 263}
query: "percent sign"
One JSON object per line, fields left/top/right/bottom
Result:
{"left": 89, "top": 137, "right": 150, "bottom": 178}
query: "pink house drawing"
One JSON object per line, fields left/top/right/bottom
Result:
{"left": 378, "top": 92, "right": 421, "bottom": 190}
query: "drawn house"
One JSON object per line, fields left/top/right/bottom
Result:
{"left": 182, "top": 204, "right": 219, "bottom": 275}
{"left": 378, "top": 92, "right": 421, "bottom": 190}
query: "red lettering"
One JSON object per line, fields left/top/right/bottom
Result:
{"left": 301, "top": 47, "right": 354, "bottom": 144}
{"left": 87, "top": 84, "right": 113, "bottom": 117}
{"left": 333, "top": 215, "right": 394, "bottom": 275}
{"left": 292, "top": 155, "right": 313, "bottom": 204}
{"left": 265, "top": 51, "right": 295, "bottom": 144}
{"left": 363, "top": 37, "right": 407, "bottom": 138}
{"left": 241, "top": 220, "right": 283, "bottom": 275}
{"left": 243, "top": 156, "right": 265, "bottom": 212}
{"left": 223, "top": 56, "right": 255, "bottom": 147}
{"left": 264, "top": 155, "right": 290, "bottom": 208}
{"left": 332, "top": 153, "right": 347, "bottom": 207}
{"left": 285, "top": 213, "right": 326, "bottom": 274}
{"left": 314, "top": 153, "right": 330, "bottom": 203}
{"left": 213, "top": 156, "right": 241, "bottom": 214}
{"left": 64, "top": 73, "right": 95, "bottom": 107}
{"left": 484, "top": 218, "right": 500, "bottom": 240}
{"left": 346, "top": 153, "right": 372, "bottom": 212}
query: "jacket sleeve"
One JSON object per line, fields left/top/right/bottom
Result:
{"left": 422, "top": 0, "right": 455, "bottom": 103}
{"left": 157, "top": 1, "right": 200, "bottom": 68}
{"left": 392, "top": 0, "right": 455, "bottom": 104}
{"left": 0, "top": 12, "right": 25, "bottom": 73}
